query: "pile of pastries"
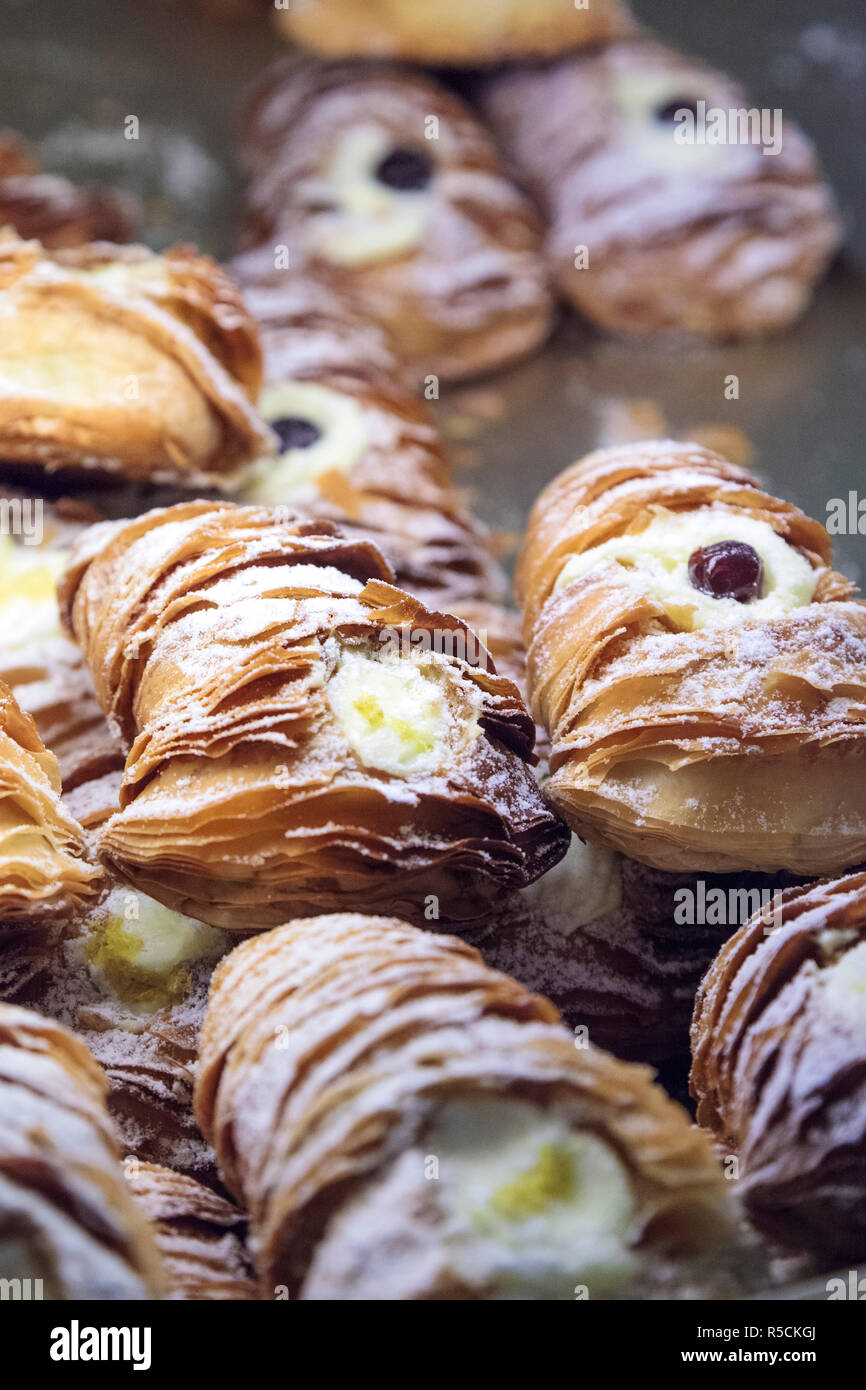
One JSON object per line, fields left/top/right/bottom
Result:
{"left": 0, "top": 0, "right": 862, "bottom": 1300}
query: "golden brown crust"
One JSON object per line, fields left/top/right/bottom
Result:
{"left": 480, "top": 38, "right": 842, "bottom": 338}
{"left": 0, "top": 678, "right": 102, "bottom": 997}
{"left": 195, "top": 912, "right": 741, "bottom": 1298}
{"left": 238, "top": 61, "right": 554, "bottom": 384}
{"left": 0, "top": 232, "right": 274, "bottom": 487}
{"left": 127, "top": 1162, "right": 257, "bottom": 1299}
{"left": 691, "top": 872, "right": 866, "bottom": 1260}
{"left": 234, "top": 268, "right": 507, "bottom": 609}
{"left": 0, "top": 1002, "right": 165, "bottom": 1297}
{"left": 276, "top": 0, "right": 635, "bottom": 65}
{"left": 517, "top": 441, "right": 866, "bottom": 875}
{"left": 61, "top": 503, "right": 567, "bottom": 929}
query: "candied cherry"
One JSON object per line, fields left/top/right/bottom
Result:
{"left": 687, "top": 540, "right": 764, "bottom": 603}
{"left": 375, "top": 147, "right": 433, "bottom": 192}
{"left": 272, "top": 417, "right": 322, "bottom": 453}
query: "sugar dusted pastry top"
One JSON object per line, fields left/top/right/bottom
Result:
{"left": 691, "top": 872, "right": 866, "bottom": 1259}
{"left": 0, "top": 1002, "right": 165, "bottom": 1298}
{"left": 481, "top": 37, "right": 841, "bottom": 337}
{"left": 238, "top": 61, "right": 553, "bottom": 383}
{"left": 61, "top": 502, "right": 567, "bottom": 928}
{"left": 195, "top": 913, "right": 746, "bottom": 1299}
{"left": 0, "top": 232, "right": 274, "bottom": 486}
{"left": 234, "top": 269, "right": 506, "bottom": 609}
{"left": 517, "top": 441, "right": 866, "bottom": 875}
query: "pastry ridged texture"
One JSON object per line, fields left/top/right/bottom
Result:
{"left": 275, "top": 0, "right": 635, "bottom": 65}
{"left": 0, "top": 1002, "right": 165, "bottom": 1297}
{"left": 0, "top": 232, "right": 274, "bottom": 487}
{"left": 233, "top": 271, "right": 506, "bottom": 609}
{"left": 480, "top": 37, "right": 841, "bottom": 337}
{"left": 238, "top": 60, "right": 553, "bottom": 384}
{"left": 194, "top": 912, "right": 741, "bottom": 1299}
{"left": 60, "top": 501, "right": 567, "bottom": 929}
{"left": 517, "top": 440, "right": 866, "bottom": 875}
{"left": 691, "top": 871, "right": 866, "bottom": 1262}
{"left": 127, "top": 1162, "right": 257, "bottom": 1299}
{"left": 465, "top": 844, "right": 809, "bottom": 1063}
{"left": 0, "top": 679, "right": 101, "bottom": 996}
{"left": 0, "top": 490, "right": 124, "bottom": 829}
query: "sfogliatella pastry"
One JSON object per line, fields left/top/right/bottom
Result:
{"left": 238, "top": 61, "right": 554, "bottom": 384}
{"left": 0, "top": 232, "right": 273, "bottom": 487}
{"left": 0, "top": 491, "right": 124, "bottom": 828}
{"left": 195, "top": 913, "right": 746, "bottom": 1300}
{"left": 480, "top": 38, "right": 842, "bottom": 337}
{"left": 234, "top": 273, "right": 506, "bottom": 608}
{"left": 517, "top": 441, "right": 866, "bottom": 875}
{"left": 276, "top": 0, "right": 635, "bottom": 65}
{"left": 692, "top": 872, "right": 866, "bottom": 1262}
{"left": 19, "top": 882, "right": 229, "bottom": 1178}
{"left": 127, "top": 1162, "right": 257, "bottom": 1299}
{"left": 61, "top": 502, "right": 567, "bottom": 929}
{"left": 0, "top": 1003, "right": 165, "bottom": 1298}
{"left": 464, "top": 838, "right": 803, "bottom": 1064}
{"left": 0, "top": 679, "right": 101, "bottom": 997}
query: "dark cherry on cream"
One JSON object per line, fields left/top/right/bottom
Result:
{"left": 375, "top": 147, "right": 433, "bottom": 192}
{"left": 272, "top": 417, "right": 322, "bottom": 453}
{"left": 655, "top": 98, "right": 701, "bottom": 124}
{"left": 688, "top": 541, "right": 764, "bottom": 603}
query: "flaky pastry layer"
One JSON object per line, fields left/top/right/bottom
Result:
{"left": 517, "top": 441, "right": 866, "bottom": 874}
{"left": 691, "top": 872, "right": 866, "bottom": 1261}
{"left": 0, "top": 1002, "right": 165, "bottom": 1297}
{"left": 61, "top": 503, "right": 566, "bottom": 928}
{"left": 195, "top": 912, "right": 742, "bottom": 1298}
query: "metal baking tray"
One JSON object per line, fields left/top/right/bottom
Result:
{"left": 1, "top": 0, "right": 864, "bottom": 1301}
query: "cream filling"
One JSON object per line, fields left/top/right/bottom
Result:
{"left": 428, "top": 1098, "right": 638, "bottom": 1298}
{"left": 0, "top": 535, "right": 65, "bottom": 650}
{"left": 612, "top": 74, "right": 756, "bottom": 174}
{"left": 523, "top": 834, "right": 623, "bottom": 933}
{"left": 554, "top": 509, "right": 816, "bottom": 631}
{"left": 311, "top": 125, "right": 431, "bottom": 267}
{"left": 327, "top": 647, "right": 480, "bottom": 779}
{"left": 83, "top": 886, "right": 226, "bottom": 1024}
{"left": 244, "top": 380, "right": 370, "bottom": 505}
{"left": 820, "top": 939, "right": 866, "bottom": 1031}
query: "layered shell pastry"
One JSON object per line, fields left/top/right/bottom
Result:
{"left": 518, "top": 441, "right": 866, "bottom": 875}
{"left": 238, "top": 61, "right": 554, "bottom": 383}
{"left": 60, "top": 501, "right": 567, "bottom": 928}
{"left": 692, "top": 873, "right": 866, "bottom": 1262}
{"left": 233, "top": 271, "right": 507, "bottom": 609}
{"left": 195, "top": 913, "right": 754, "bottom": 1300}
{"left": 481, "top": 36, "right": 841, "bottom": 337}
{"left": 0, "top": 233, "right": 274, "bottom": 487}
{"left": 0, "top": 7, "right": 862, "bottom": 1302}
